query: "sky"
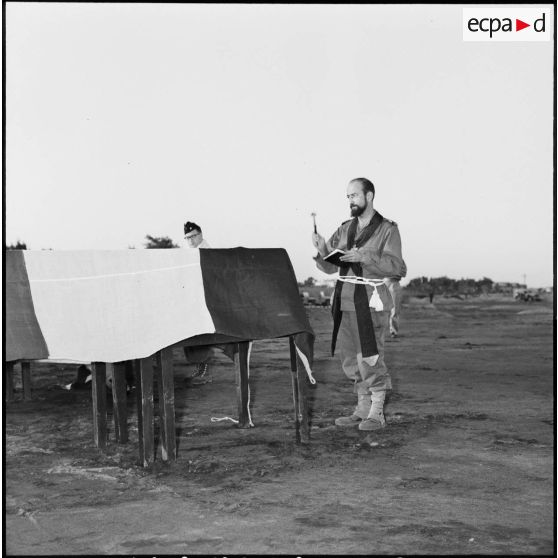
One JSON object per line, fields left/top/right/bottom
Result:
{"left": 4, "top": 3, "right": 555, "bottom": 287}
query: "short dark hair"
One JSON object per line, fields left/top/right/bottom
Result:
{"left": 350, "top": 177, "right": 375, "bottom": 197}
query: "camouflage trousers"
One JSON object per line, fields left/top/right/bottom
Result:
{"left": 337, "top": 310, "right": 392, "bottom": 394}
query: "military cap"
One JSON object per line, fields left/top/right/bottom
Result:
{"left": 184, "top": 221, "right": 202, "bottom": 234}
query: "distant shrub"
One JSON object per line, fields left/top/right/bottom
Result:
{"left": 5, "top": 241, "right": 27, "bottom": 250}
{"left": 144, "top": 235, "right": 178, "bottom": 249}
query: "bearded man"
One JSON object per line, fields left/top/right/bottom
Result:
{"left": 312, "top": 178, "right": 406, "bottom": 430}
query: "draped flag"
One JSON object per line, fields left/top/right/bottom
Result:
{"left": 6, "top": 248, "right": 314, "bottom": 370}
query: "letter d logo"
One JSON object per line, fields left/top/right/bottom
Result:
{"left": 534, "top": 13, "right": 546, "bottom": 32}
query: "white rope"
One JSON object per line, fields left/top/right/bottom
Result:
{"left": 338, "top": 275, "right": 386, "bottom": 310}
{"left": 210, "top": 416, "right": 239, "bottom": 424}
{"left": 28, "top": 263, "right": 201, "bottom": 283}
{"left": 210, "top": 341, "right": 254, "bottom": 427}
{"left": 294, "top": 343, "right": 317, "bottom": 385}
{"left": 338, "top": 275, "right": 386, "bottom": 286}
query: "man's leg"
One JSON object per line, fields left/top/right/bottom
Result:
{"left": 337, "top": 311, "right": 360, "bottom": 383}
{"left": 389, "top": 307, "right": 398, "bottom": 337}
{"left": 388, "top": 280, "right": 401, "bottom": 337}
{"left": 356, "top": 310, "right": 391, "bottom": 430}
{"left": 335, "top": 312, "right": 371, "bottom": 426}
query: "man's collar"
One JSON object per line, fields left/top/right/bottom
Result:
{"left": 357, "top": 209, "right": 376, "bottom": 230}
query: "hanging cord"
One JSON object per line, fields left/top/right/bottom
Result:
{"left": 210, "top": 341, "right": 255, "bottom": 427}
{"left": 293, "top": 342, "right": 317, "bottom": 385}
{"left": 246, "top": 341, "right": 255, "bottom": 427}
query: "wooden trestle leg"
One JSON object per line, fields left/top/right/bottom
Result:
{"left": 234, "top": 341, "right": 251, "bottom": 428}
{"left": 135, "top": 357, "right": 154, "bottom": 467}
{"left": 110, "top": 362, "right": 128, "bottom": 444}
{"left": 155, "top": 348, "right": 176, "bottom": 462}
{"left": 5, "top": 361, "right": 15, "bottom": 402}
{"left": 91, "top": 362, "right": 107, "bottom": 449}
{"left": 21, "top": 361, "right": 32, "bottom": 400}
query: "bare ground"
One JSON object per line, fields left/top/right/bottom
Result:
{"left": 4, "top": 295, "right": 554, "bottom": 555}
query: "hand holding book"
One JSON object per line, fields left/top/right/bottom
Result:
{"left": 323, "top": 249, "right": 346, "bottom": 267}
{"left": 324, "top": 248, "right": 365, "bottom": 266}
{"left": 337, "top": 248, "right": 364, "bottom": 263}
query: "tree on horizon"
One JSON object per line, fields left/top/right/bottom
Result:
{"left": 144, "top": 235, "right": 179, "bottom": 249}
{"left": 406, "top": 275, "right": 496, "bottom": 296}
{"left": 5, "top": 240, "right": 27, "bottom": 250}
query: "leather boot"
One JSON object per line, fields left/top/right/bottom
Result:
{"left": 358, "top": 390, "right": 386, "bottom": 431}
{"left": 335, "top": 393, "right": 371, "bottom": 427}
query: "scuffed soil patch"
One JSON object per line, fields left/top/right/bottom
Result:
{"left": 4, "top": 296, "right": 554, "bottom": 555}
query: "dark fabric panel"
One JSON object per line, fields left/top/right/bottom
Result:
{"left": 179, "top": 333, "right": 248, "bottom": 346}
{"left": 200, "top": 248, "right": 314, "bottom": 341}
{"left": 5, "top": 251, "right": 49, "bottom": 362}
{"left": 180, "top": 333, "right": 313, "bottom": 367}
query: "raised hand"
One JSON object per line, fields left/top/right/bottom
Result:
{"left": 312, "top": 232, "right": 327, "bottom": 254}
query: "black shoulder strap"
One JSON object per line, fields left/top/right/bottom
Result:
{"left": 350, "top": 211, "right": 384, "bottom": 249}
{"left": 331, "top": 211, "right": 384, "bottom": 357}
{"left": 343, "top": 211, "right": 384, "bottom": 276}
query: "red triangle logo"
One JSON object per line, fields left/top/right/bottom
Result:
{"left": 516, "top": 19, "right": 530, "bottom": 31}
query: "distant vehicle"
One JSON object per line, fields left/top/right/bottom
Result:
{"left": 513, "top": 288, "right": 541, "bottom": 302}
{"left": 300, "top": 291, "right": 330, "bottom": 307}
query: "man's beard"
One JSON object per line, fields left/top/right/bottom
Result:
{"left": 350, "top": 202, "right": 366, "bottom": 217}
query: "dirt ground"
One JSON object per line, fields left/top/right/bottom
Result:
{"left": 4, "top": 294, "right": 555, "bottom": 555}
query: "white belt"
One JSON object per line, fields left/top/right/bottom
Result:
{"left": 338, "top": 275, "right": 386, "bottom": 286}
{"left": 337, "top": 276, "right": 385, "bottom": 311}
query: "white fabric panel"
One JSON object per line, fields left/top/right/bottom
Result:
{"left": 23, "top": 249, "right": 216, "bottom": 362}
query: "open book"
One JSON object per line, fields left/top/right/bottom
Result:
{"left": 323, "top": 248, "right": 346, "bottom": 267}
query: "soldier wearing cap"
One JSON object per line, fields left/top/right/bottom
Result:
{"left": 312, "top": 178, "right": 406, "bottom": 431}
{"left": 184, "top": 221, "right": 211, "bottom": 249}
{"left": 183, "top": 221, "right": 211, "bottom": 383}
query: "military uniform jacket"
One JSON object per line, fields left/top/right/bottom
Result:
{"left": 315, "top": 213, "right": 407, "bottom": 312}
